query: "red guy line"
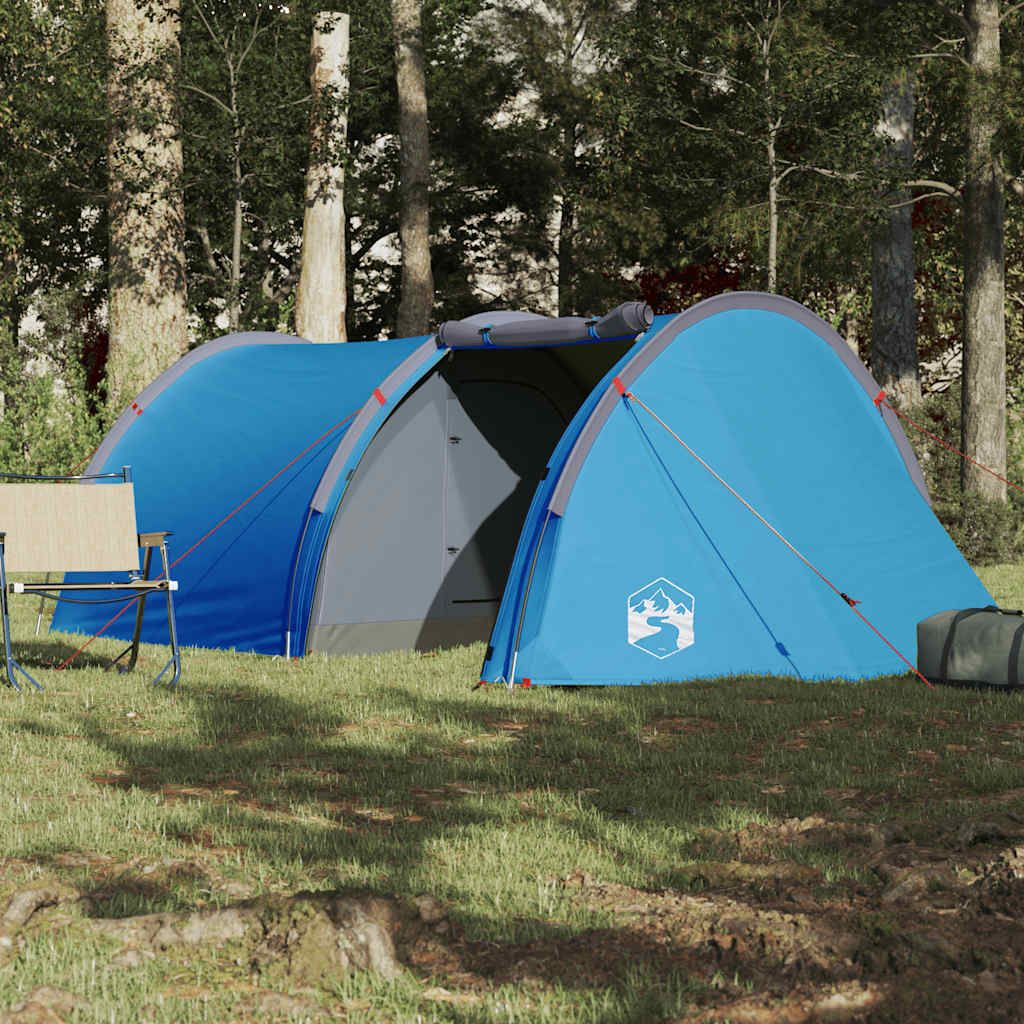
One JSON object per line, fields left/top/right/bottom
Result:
{"left": 66, "top": 447, "right": 99, "bottom": 475}
{"left": 875, "top": 390, "right": 1024, "bottom": 498}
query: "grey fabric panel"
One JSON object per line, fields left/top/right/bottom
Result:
{"left": 548, "top": 292, "right": 930, "bottom": 515}
{"left": 310, "top": 346, "right": 584, "bottom": 656}
{"left": 308, "top": 615, "right": 494, "bottom": 655}
{"left": 310, "top": 339, "right": 440, "bottom": 511}
{"left": 310, "top": 372, "right": 447, "bottom": 627}
{"left": 86, "top": 332, "right": 309, "bottom": 478}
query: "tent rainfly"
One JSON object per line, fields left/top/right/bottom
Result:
{"left": 55, "top": 292, "right": 992, "bottom": 685}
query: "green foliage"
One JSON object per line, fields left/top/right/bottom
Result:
{"left": 0, "top": 0, "right": 107, "bottom": 312}
{"left": 906, "top": 387, "right": 1024, "bottom": 565}
{"left": 0, "top": 279, "right": 108, "bottom": 476}
{"left": 587, "top": 0, "right": 891, "bottom": 305}
{"left": 180, "top": 0, "right": 316, "bottom": 337}
{"left": 178, "top": 0, "right": 559, "bottom": 339}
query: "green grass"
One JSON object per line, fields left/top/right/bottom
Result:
{"left": 977, "top": 562, "right": 1024, "bottom": 610}
{"left": 0, "top": 564, "right": 1022, "bottom": 1020}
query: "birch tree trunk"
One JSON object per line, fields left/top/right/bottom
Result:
{"left": 961, "top": 0, "right": 1006, "bottom": 501}
{"left": 106, "top": 0, "right": 188, "bottom": 414}
{"left": 556, "top": 123, "right": 576, "bottom": 317}
{"left": 766, "top": 122, "right": 779, "bottom": 294}
{"left": 761, "top": 14, "right": 779, "bottom": 293}
{"left": 871, "top": 71, "right": 921, "bottom": 408}
{"left": 295, "top": 11, "right": 350, "bottom": 343}
{"left": 392, "top": 0, "right": 433, "bottom": 337}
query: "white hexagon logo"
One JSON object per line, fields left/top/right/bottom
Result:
{"left": 627, "top": 578, "right": 695, "bottom": 659}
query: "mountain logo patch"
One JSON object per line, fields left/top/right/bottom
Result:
{"left": 627, "top": 578, "right": 695, "bottom": 659}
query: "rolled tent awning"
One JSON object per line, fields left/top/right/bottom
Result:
{"left": 436, "top": 301, "right": 653, "bottom": 349}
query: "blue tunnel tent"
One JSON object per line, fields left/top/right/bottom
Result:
{"left": 54, "top": 292, "right": 992, "bottom": 684}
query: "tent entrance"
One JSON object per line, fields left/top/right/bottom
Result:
{"left": 306, "top": 342, "right": 631, "bottom": 655}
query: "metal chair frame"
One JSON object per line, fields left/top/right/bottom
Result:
{"left": 0, "top": 466, "right": 181, "bottom": 693}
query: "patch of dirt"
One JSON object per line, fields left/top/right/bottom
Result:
{"left": 0, "top": 987, "right": 89, "bottom": 1024}
{"left": 642, "top": 716, "right": 721, "bottom": 746}
{"left": 8, "top": 816, "right": 1024, "bottom": 1020}
{"left": 461, "top": 815, "right": 1024, "bottom": 1020}
{"left": 458, "top": 815, "right": 1024, "bottom": 1024}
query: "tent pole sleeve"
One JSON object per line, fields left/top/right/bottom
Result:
{"left": 508, "top": 507, "right": 552, "bottom": 687}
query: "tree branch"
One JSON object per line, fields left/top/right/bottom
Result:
{"left": 887, "top": 191, "right": 957, "bottom": 209}
{"left": 181, "top": 82, "right": 233, "bottom": 117}
{"left": 904, "top": 178, "right": 962, "bottom": 198}
{"left": 676, "top": 117, "right": 713, "bottom": 133}
{"left": 671, "top": 59, "right": 757, "bottom": 94}
{"left": 776, "top": 163, "right": 860, "bottom": 184}
{"left": 191, "top": 1, "right": 227, "bottom": 55}
{"left": 192, "top": 223, "right": 222, "bottom": 275}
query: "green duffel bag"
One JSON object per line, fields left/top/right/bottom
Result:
{"left": 917, "top": 605, "right": 1024, "bottom": 689}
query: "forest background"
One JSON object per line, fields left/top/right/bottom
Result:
{"left": 2, "top": 0, "right": 1024, "bottom": 562}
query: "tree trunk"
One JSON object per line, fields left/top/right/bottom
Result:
{"left": 392, "top": 0, "right": 433, "bottom": 337}
{"left": 871, "top": 71, "right": 921, "bottom": 408}
{"left": 961, "top": 0, "right": 1006, "bottom": 501}
{"left": 767, "top": 128, "right": 779, "bottom": 293}
{"left": 106, "top": 0, "right": 188, "bottom": 414}
{"left": 762, "top": 21, "right": 779, "bottom": 295}
{"left": 229, "top": 69, "right": 243, "bottom": 334}
{"left": 556, "top": 124, "right": 576, "bottom": 317}
{"left": 295, "top": 11, "right": 350, "bottom": 343}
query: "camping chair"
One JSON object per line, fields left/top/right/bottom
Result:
{"left": 0, "top": 466, "right": 181, "bottom": 693}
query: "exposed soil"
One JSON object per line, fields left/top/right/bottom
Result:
{"left": 467, "top": 813, "right": 1024, "bottom": 1022}
{"left": 5, "top": 813, "right": 1024, "bottom": 1021}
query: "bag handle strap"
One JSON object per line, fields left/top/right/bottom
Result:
{"left": 1009, "top": 623, "right": 1024, "bottom": 688}
{"left": 939, "top": 608, "right": 993, "bottom": 681}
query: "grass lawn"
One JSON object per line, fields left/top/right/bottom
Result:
{"left": 0, "top": 563, "right": 1021, "bottom": 1021}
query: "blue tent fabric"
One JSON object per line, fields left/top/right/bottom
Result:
{"left": 480, "top": 297, "right": 991, "bottom": 685}
{"left": 53, "top": 335, "right": 441, "bottom": 654}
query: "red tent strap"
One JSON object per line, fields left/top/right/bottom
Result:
{"left": 875, "top": 390, "right": 1024, "bottom": 498}
{"left": 623, "top": 389, "right": 933, "bottom": 689}
{"left": 56, "top": 408, "right": 361, "bottom": 671}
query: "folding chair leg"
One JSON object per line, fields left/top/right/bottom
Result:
{"left": 34, "top": 572, "right": 51, "bottom": 637}
{"left": 109, "top": 547, "right": 152, "bottom": 675}
{"left": 108, "top": 539, "right": 181, "bottom": 687}
{"left": 0, "top": 538, "right": 42, "bottom": 693}
{"left": 157, "top": 539, "right": 181, "bottom": 687}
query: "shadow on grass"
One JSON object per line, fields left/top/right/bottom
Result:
{"left": 15, "top": 670, "right": 1023, "bottom": 1014}
{"left": 12, "top": 677, "right": 851, "bottom": 884}
{"left": 4, "top": 633, "right": 116, "bottom": 672}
